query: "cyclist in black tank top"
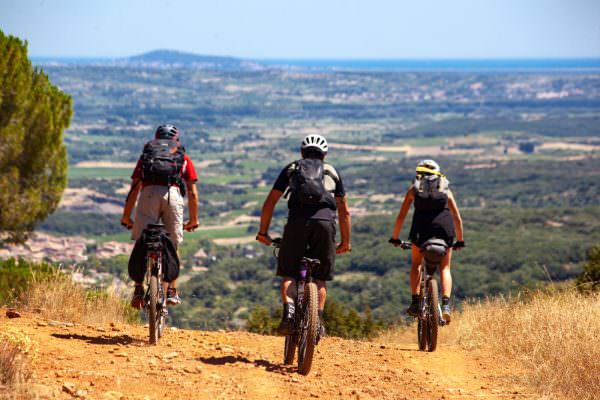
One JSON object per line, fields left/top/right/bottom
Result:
{"left": 390, "top": 160, "right": 464, "bottom": 321}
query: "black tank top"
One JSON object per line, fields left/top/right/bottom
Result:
{"left": 409, "top": 187, "right": 455, "bottom": 245}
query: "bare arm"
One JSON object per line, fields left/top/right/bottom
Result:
{"left": 391, "top": 187, "right": 414, "bottom": 239}
{"left": 184, "top": 181, "right": 199, "bottom": 231}
{"left": 447, "top": 190, "right": 463, "bottom": 242}
{"left": 121, "top": 179, "right": 142, "bottom": 229}
{"left": 336, "top": 196, "right": 352, "bottom": 253}
{"left": 256, "top": 189, "right": 284, "bottom": 245}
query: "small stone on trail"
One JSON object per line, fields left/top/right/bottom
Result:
{"left": 162, "top": 351, "right": 179, "bottom": 359}
{"left": 37, "top": 321, "right": 48, "bottom": 327}
{"left": 96, "top": 327, "right": 106, "bottom": 332}
{"left": 48, "top": 320, "right": 62, "bottom": 327}
{"left": 114, "top": 353, "right": 128, "bottom": 358}
{"left": 62, "top": 382, "right": 77, "bottom": 395}
{"left": 6, "top": 309, "right": 21, "bottom": 318}
{"left": 103, "top": 391, "right": 124, "bottom": 400}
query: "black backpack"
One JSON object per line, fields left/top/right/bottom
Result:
{"left": 288, "top": 158, "right": 330, "bottom": 206}
{"left": 140, "top": 139, "right": 185, "bottom": 188}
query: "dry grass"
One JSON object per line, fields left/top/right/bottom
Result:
{"left": 0, "top": 327, "right": 37, "bottom": 394}
{"left": 22, "top": 268, "right": 135, "bottom": 326}
{"left": 448, "top": 288, "right": 600, "bottom": 400}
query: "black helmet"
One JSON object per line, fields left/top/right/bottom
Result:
{"left": 155, "top": 124, "right": 179, "bottom": 140}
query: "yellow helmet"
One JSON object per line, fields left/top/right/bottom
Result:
{"left": 416, "top": 159, "right": 443, "bottom": 176}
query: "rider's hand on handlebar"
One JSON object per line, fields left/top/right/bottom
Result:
{"left": 388, "top": 237, "right": 401, "bottom": 247}
{"left": 336, "top": 242, "right": 351, "bottom": 254}
{"left": 453, "top": 240, "right": 465, "bottom": 251}
{"left": 121, "top": 216, "right": 134, "bottom": 230}
{"left": 256, "top": 232, "right": 272, "bottom": 246}
{"left": 184, "top": 219, "right": 199, "bottom": 232}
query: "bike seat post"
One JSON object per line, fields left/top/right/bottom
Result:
{"left": 299, "top": 259, "right": 308, "bottom": 281}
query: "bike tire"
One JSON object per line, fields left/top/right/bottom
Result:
{"left": 297, "top": 282, "right": 318, "bottom": 375}
{"left": 158, "top": 282, "right": 167, "bottom": 338}
{"left": 148, "top": 275, "right": 159, "bottom": 345}
{"left": 417, "top": 318, "right": 427, "bottom": 351}
{"left": 284, "top": 334, "right": 297, "bottom": 365}
{"left": 427, "top": 279, "right": 439, "bottom": 352}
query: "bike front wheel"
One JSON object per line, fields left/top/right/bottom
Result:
{"left": 148, "top": 275, "right": 159, "bottom": 345}
{"left": 297, "top": 282, "right": 318, "bottom": 375}
{"left": 426, "top": 279, "right": 440, "bottom": 352}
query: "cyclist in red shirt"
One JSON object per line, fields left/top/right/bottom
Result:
{"left": 121, "top": 124, "right": 199, "bottom": 308}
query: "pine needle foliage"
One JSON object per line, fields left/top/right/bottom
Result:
{"left": 0, "top": 30, "right": 72, "bottom": 244}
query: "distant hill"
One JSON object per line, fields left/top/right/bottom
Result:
{"left": 125, "top": 49, "right": 262, "bottom": 70}
{"left": 32, "top": 50, "right": 264, "bottom": 70}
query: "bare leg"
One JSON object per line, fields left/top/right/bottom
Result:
{"left": 439, "top": 249, "right": 453, "bottom": 298}
{"left": 315, "top": 280, "right": 327, "bottom": 311}
{"left": 169, "top": 249, "right": 180, "bottom": 289}
{"left": 410, "top": 245, "right": 423, "bottom": 295}
{"left": 280, "top": 277, "right": 296, "bottom": 304}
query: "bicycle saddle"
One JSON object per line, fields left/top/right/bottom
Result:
{"left": 146, "top": 223, "right": 165, "bottom": 229}
{"left": 300, "top": 257, "right": 321, "bottom": 266}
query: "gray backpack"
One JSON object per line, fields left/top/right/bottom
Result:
{"left": 413, "top": 174, "right": 449, "bottom": 199}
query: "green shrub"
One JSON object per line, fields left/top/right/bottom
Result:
{"left": 0, "top": 258, "right": 54, "bottom": 305}
{"left": 577, "top": 245, "right": 600, "bottom": 292}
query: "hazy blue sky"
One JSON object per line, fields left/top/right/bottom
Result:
{"left": 1, "top": 0, "right": 599, "bottom": 58}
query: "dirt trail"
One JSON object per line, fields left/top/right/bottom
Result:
{"left": 2, "top": 310, "right": 534, "bottom": 400}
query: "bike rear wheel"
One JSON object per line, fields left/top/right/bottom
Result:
{"left": 157, "top": 286, "right": 167, "bottom": 338}
{"left": 426, "top": 279, "right": 439, "bottom": 352}
{"left": 148, "top": 275, "right": 159, "bottom": 345}
{"left": 297, "top": 282, "right": 318, "bottom": 375}
{"left": 284, "top": 334, "right": 297, "bottom": 365}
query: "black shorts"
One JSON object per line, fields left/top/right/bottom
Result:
{"left": 277, "top": 219, "right": 336, "bottom": 281}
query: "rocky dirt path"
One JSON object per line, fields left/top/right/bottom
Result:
{"left": 2, "top": 310, "right": 534, "bottom": 400}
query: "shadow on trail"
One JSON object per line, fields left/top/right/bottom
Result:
{"left": 198, "top": 355, "right": 295, "bottom": 375}
{"left": 51, "top": 333, "right": 142, "bottom": 345}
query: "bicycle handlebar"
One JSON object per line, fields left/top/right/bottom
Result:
{"left": 388, "top": 238, "right": 412, "bottom": 249}
{"left": 389, "top": 238, "right": 466, "bottom": 251}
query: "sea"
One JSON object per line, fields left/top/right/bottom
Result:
{"left": 32, "top": 57, "right": 600, "bottom": 72}
{"left": 260, "top": 58, "right": 600, "bottom": 72}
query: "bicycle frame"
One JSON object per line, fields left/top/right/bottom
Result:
{"left": 144, "top": 247, "right": 164, "bottom": 304}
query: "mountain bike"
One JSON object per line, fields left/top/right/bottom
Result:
{"left": 271, "top": 238, "right": 321, "bottom": 375}
{"left": 142, "top": 224, "right": 168, "bottom": 345}
{"left": 390, "top": 237, "right": 458, "bottom": 352}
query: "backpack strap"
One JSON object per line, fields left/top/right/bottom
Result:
{"left": 323, "top": 163, "right": 340, "bottom": 193}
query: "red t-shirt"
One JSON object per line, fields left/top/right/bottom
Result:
{"left": 132, "top": 154, "right": 198, "bottom": 188}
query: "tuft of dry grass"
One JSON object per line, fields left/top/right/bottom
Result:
{"left": 22, "top": 268, "right": 136, "bottom": 326}
{"left": 449, "top": 288, "right": 600, "bottom": 400}
{"left": 0, "top": 327, "right": 37, "bottom": 390}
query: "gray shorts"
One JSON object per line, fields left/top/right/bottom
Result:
{"left": 132, "top": 186, "right": 184, "bottom": 247}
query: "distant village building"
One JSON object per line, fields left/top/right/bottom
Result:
{"left": 0, "top": 232, "right": 91, "bottom": 263}
{"left": 96, "top": 241, "right": 134, "bottom": 259}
